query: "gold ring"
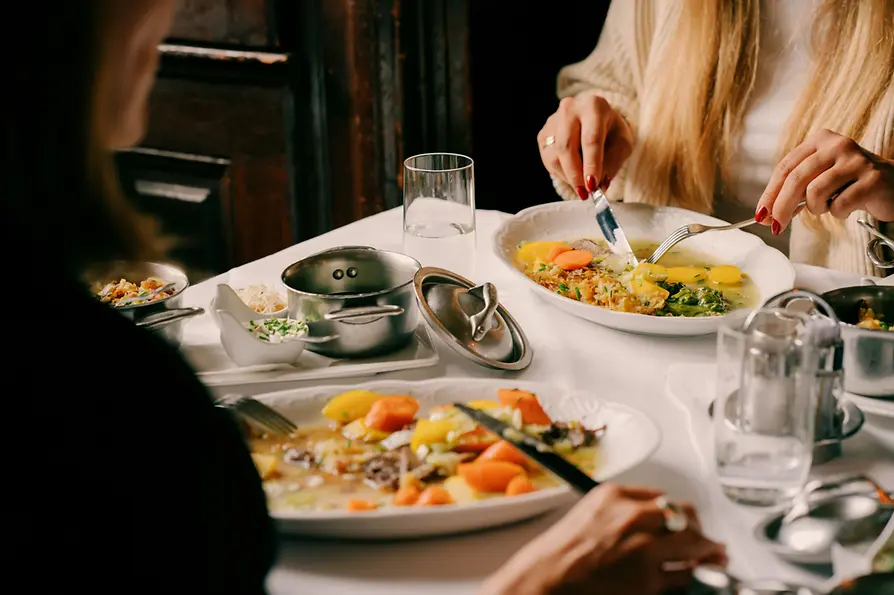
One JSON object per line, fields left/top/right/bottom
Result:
{"left": 541, "top": 135, "right": 556, "bottom": 149}
{"left": 655, "top": 496, "right": 688, "bottom": 533}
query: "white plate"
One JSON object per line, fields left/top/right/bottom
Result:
{"left": 182, "top": 324, "right": 439, "bottom": 388}
{"left": 252, "top": 378, "right": 662, "bottom": 539}
{"left": 842, "top": 391, "right": 894, "bottom": 419}
{"left": 493, "top": 201, "right": 796, "bottom": 336}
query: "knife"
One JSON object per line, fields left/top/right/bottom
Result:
{"left": 590, "top": 189, "right": 638, "bottom": 267}
{"left": 453, "top": 403, "right": 599, "bottom": 494}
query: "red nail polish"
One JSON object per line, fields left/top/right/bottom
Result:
{"left": 755, "top": 206, "right": 768, "bottom": 223}
{"left": 585, "top": 175, "right": 598, "bottom": 193}
{"left": 600, "top": 176, "right": 613, "bottom": 191}
{"left": 576, "top": 186, "right": 588, "bottom": 201}
{"left": 771, "top": 219, "right": 781, "bottom": 235}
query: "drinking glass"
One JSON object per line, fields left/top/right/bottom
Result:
{"left": 402, "top": 153, "right": 476, "bottom": 280}
{"left": 713, "top": 309, "right": 819, "bottom": 507}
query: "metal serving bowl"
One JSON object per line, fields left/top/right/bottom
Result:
{"left": 822, "top": 283, "right": 894, "bottom": 397}
{"left": 84, "top": 260, "right": 204, "bottom": 347}
{"left": 280, "top": 246, "right": 421, "bottom": 358}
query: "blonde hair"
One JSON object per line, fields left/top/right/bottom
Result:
{"left": 632, "top": 0, "right": 894, "bottom": 219}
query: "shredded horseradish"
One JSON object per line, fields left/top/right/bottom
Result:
{"left": 235, "top": 285, "right": 287, "bottom": 314}
{"left": 245, "top": 318, "right": 308, "bottom": 343}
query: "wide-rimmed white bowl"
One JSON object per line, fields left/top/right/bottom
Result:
{"left": 493, "top": 201, "right": 796, "bottom": 336}
{"left": 251, "top": 378, "right": 661, "bottom": 539}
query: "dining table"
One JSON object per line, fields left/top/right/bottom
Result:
{"left": 180, "top": 206, "right": 894, "bottom": 595}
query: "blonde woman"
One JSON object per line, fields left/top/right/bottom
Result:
{"left": 538, "top": 0, "right": 894, "bottom": 276}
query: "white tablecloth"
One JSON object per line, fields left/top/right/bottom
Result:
{"left": 181, "top": 208, "right": 893, "bottom": 594}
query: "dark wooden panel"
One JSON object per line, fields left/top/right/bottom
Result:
{"left": 169, "top": 0, "right": 276, "bottom": 47}
{"left": 140, "top": 78, "right": 293, "bottom": 266}
{"left": 116, "top": 149, "right": 232, "bottom": 281}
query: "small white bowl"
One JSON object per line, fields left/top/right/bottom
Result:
{"left": 215, "top": 309, "right": 307, "bottom": 368}
{"left": 210, "top": 284, "right": 304, "bottom": 368}
{"left": 209, "top": 284, "right": 288, "bottom": 328}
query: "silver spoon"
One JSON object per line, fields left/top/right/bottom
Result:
{"left": 645, "top": 201, "right": 807, "bottom": 265}
{"left": 690, "top": 564, "right": 818, "bottom": 594}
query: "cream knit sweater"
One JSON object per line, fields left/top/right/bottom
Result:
{"left": 552, "top": 0, "right": 893, "bottom": 277}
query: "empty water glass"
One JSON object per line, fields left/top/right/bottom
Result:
{"left": 713, "top": 309, "right": 819, "bottom": 507}
{"left": 402, "top": 153, "right": 476, "bottom": 280}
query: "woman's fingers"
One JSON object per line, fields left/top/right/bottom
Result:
{"left": 555, "top": 97, "right": 587, "bottom": 199}
{"left": 756, "top": 141, "right": 818, "bottom": 225}
{"left": 578, "top": 95, "right": 610, "bottom": 192}
{"left": 805, "top": 159, "right": 861, "bottom": 216}
{"left": 770, "top": 151, "right": 832, "bottom": 233}
{"left": 537, "top": 117, "right": 564, "bottom": 182}
{"left": 830, "top": 175, "right": 874, "bottom": 219}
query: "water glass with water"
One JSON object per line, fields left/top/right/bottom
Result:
{"left": 713, "top": 309, "right": 819, "bottom": 507}
{"left": 402, "top": 153, "right": 476, "bottom": 279}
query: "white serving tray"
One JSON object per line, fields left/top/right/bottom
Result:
{"left": 181, "top": 324, "right": 439, "bottom": 388}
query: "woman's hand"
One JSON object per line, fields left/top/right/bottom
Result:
{"left": 480, "top": 484, "right": 727, "bottom": 595}
{"left": 755, "top": 129, "right": 894, "bottom": 234}
{"left": 538, "top": 91, "right": 635, "bottom": 200}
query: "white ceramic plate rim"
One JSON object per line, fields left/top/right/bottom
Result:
{"left": 492, "top": 202, "right": 796, "bottom": 329}
{"left": 251, "top": 378, "right": 662, "bottom": 521}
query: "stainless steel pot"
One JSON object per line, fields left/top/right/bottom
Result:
{"left": 85, "top": 261, "right": 205, "bottom": 347}
{"left": 280, "top": 246, "right": 421, "bottom": 358}
{"left": 822, "top": 281, "right": 894, "bottom": 397}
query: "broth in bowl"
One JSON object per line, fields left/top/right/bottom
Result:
{"left": 515, "top": 238, "right": 759, "bottom": 318}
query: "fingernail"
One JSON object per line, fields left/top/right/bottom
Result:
{"left": 771, "top": 219, "right": 781, "bottom": 235}
{"left": 576, "top": 186, "right": 588, "bottom": 201}
{"left": 755, "top": 206, "right": 768, "bottom": 223}
{"left": 585, "top": 175, "right": 598, "bottom": 193}
{"left": 600, "top": 176, "right": 613, "bottom": 191}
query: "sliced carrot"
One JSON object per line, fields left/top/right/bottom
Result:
{"left": 457, "top": 461, "right": 525, "bottom": 493}
{"left": 415, "top": 486, "right": 454, "bottom": 506}
{"left": 393, "top": 484, "right": 422, "bottom": 506}
{"left": 554, "top": 249, "right": 594, "bottom": 271}
{"left": 505, "top": 475, "right": 536, "bottom": 497}
{"left": 546, "top": 244, "right": 573, "bottom": 262}
{"left": 364, "top": 395, "right": 420, "bottom": 432}
{"left": 477, "top": 440, "right": 529, "bottom": 466}
{"left": 346, "top": 499, "right": 377, "bottom": 512}
{"left": 497, "top": 389, "right": 552, "bottom": 426}
{"left": 453, "top": 426, "right": 499, "bottom": 453}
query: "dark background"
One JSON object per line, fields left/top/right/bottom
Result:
{"left": 117, "top": 0, "right": 611, "bottom": 279}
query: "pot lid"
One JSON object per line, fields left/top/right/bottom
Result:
{"left": 413, "top": 267, "right": 533, "bottom": 371}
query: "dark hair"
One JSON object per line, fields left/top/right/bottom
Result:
{"left": 3, "top": 2, "right": 158, "bottom": 279}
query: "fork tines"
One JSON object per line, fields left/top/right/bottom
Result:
{"left": 646, "top": 226, "right": 692, "bottom": 264}
{"left": 217, "top": 394, "right": 297, "bottom": 436}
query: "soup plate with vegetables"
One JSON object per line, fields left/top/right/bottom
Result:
{"left": 494, "top": 201, "right": 796, "bottom": 336}
{"left": 241, "top": 378, "right": 660, "bottom": 539}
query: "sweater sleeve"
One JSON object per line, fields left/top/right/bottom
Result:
{"left": 551, "top": 0, "right": 653, "bottom": 203}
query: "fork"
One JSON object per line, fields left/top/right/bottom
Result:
{"left": 216, "top": 394, "right": 297, "bottom": 436}
{"left": 644, "top": 201, "right": 806, "bottom": 264}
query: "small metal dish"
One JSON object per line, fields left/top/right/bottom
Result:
{"left": 754, "top": 491, "right": 893, "bottom": 565}
{"left": 84, "top": 260, "right": 204, "bottom": 347}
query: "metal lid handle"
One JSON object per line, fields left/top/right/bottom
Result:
{"left": 468, "top": 282, "right": 500, "bottom": 342}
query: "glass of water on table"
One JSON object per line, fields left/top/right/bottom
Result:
{"left": 713, "top": 308, "right": 820, "bottom": 507}
{"left": 402, "top": 153, "right": 476, "bottom": 280}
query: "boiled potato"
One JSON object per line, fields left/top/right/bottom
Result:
{"left": 321, "top": 390, "right": 386, "bottom": 422}
{"left": 410, "top": 419, "right": 456, "bottom": 452}
{"left": 630, "top": 279, "right": 670, "bottom": 300}
{"left": 632, "top": 262, "right": 668, "bottom": 282}
{"left": 342, "top": 419, "right": 390, "bottom": 442}
{"left": 516, "top": 241, "right": 566, "bottom": 265}
{"left": 708, "top": 265, "right": 742, "bottom": 285}
{"left": 443, "top": 475, "right": 486, "bottom": 504}
{"left": 251, "top": 453, "right": 278, "bottom": 479}
{"left": 666, "top": 267, "right": 708, "bottom": 284}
